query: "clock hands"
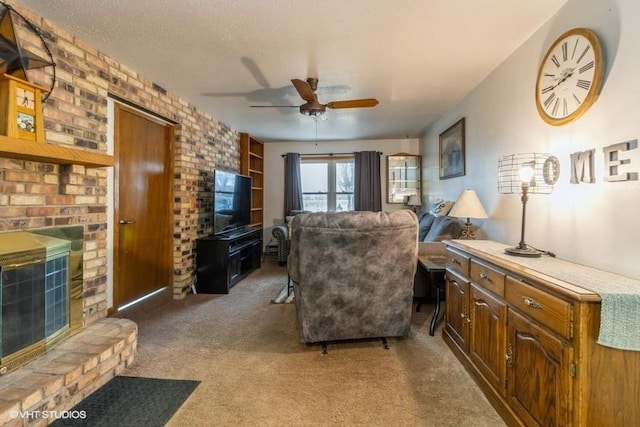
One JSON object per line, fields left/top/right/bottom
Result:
{"left": 541, "top": 66, "right": 579, "bottom": 118}
{"left": 551, "top": 68, "right": 575, "bottom": 90}
{"left": 541, "top": 67, "right": 576, "bottom": 104}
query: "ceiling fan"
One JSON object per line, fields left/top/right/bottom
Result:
{"left": 250, "top": 77, "right": 378, "bottom": 117}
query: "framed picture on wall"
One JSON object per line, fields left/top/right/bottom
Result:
{"left": 439, "top": 118, "right": 466, "bottom": 180}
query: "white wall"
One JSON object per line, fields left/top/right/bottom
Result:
{"left": 420, "top": 0, "right": 640, "bottom": 279}
{"left": 263, "top": 138, "right": 419, "bottom": 243}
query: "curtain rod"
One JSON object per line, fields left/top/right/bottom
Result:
{"left": 281, "top": 151, "right": 382, "bottom": 157}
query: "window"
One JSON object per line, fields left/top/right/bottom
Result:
{"left": 300, "top": 158, "right": 354, "bottom": 212}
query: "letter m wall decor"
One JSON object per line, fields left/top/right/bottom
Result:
{"left": 570, "top": 149, "right": 595, "bottom": 184}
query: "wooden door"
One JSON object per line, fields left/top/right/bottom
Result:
{"left": 114, "top": 103, "right": 173, "bottom": 309}
{"left": 445, "top": 270, "right": 470, "bottom": 352}
{"left": 507, "top": 309, "right": 573, "bottom": 426}
{"left": 469, "top": 283, "right": 507, "bottom": 396}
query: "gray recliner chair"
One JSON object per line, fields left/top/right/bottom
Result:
{"left": 288, "top": 210, "right": 418, "bottom": 348}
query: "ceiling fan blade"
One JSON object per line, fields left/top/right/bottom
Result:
{"left": 291, "top": 78, "right": 316, "bottom": 102}
{"left": 326, "top": 98, "right": 379, "bottom": 109}
{"left": 250, "top": 105, "right": 298, "bottom": 108}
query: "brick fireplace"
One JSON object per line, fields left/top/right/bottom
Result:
{"left": 0, "top": 227, "right": 83, "bottom": 374}
{"left": 0, "top": 226, "right": 137, "bottom": 426}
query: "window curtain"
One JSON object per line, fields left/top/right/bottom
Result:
{"left": 354, "top": 151, "right": 382, "bottom": 212}
{"left": 284, "top": 152, "right": 304, "bottom": 217}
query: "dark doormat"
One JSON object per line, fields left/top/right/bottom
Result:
{"left": 51, "top": 376, "right": 200, "bottom": 427}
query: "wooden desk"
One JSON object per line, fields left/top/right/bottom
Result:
{"left": 417, "top": 254, "right": 447, "bottom": 336}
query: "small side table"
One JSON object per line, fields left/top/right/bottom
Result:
{"left": 417, "top": 255, "right": 447, "bottom": 336}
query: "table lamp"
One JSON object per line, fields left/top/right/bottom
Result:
{"left": 405, "top": 194, "right": 422, "bottom": 212}
{"left": 497, "top": 153, "right": 559, "bottom": 257}
{"left": 448, "top": 189, "right": 488, "bottom": 239}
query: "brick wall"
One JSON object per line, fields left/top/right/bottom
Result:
{"left": 1, "top": 1, "right": 240, "bottom": 323}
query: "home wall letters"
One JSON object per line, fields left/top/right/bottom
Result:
{"left": 569, "top": 139, "right": 638, "bottom": 184}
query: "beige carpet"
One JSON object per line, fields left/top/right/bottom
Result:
{"left": 116, "top": 258, "right": 505, "bottom": 427}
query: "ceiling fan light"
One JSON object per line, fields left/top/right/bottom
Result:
{"left": 302, "top": 109, "right": 327, "bottom": 121}
{"left": 299, "top": 104, "right": 326, "bottom": 116}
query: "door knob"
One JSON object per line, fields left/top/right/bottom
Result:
{"left": 119, "top": 219, "right": 136, "bottom": 225}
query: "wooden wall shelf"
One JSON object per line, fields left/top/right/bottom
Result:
{"left": 0, "top": 135, "right": 114, "bottom": 168}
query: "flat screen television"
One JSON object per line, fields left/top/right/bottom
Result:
{"left": 212, "top": 170, "right": 252, "bottom": 235}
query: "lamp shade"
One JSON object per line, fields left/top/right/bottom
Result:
{"left": 497, "top": 153, "right": 559, "bottom": 194}
{"left": 406, "top": 194, "right": 422, "bottom": 207}
{"left": 448, "top": 189, "right": 488, "bottom": 219}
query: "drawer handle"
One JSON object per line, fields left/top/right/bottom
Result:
{"left": 460, "top": 313, "right": 472, "bottom": 324}
{"left": 479, "top": 272, "right": 492, "bottom": 282}
{"left": 452, "top": 258, "right": 462, "bottom": 266}
{"left": 522, "top": 296, "right": 542, "bottom": 310}
{"left": 506, "top": 343, "right": 513, "bottom": 368}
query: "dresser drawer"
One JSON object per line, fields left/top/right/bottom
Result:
{"left": 446, "top": 248, "right": 469, "bottom": 277}
{"left": 505, "top": 276, "right": 573, "bottom": 339}
{"left": 470, "top": 259, "right": 505, "bottom": 297}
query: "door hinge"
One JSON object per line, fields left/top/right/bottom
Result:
{"left": 570, "top": 361, "right": 577, "bottom": 378}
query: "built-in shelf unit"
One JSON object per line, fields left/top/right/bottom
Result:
{"left": 240, "top": 133, "right": 264, "bottom": 229}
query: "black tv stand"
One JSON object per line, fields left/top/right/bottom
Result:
{"left": 195, "top": 227, "right": 262, "bottom": 294}
{"left": 225, "top": 227, "right": 252, "bottom": 240}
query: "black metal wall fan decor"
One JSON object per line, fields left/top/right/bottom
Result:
{"left": 0, "top": 1, "right": 56, "bottom": 102}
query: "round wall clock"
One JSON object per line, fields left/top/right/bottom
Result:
{"left": 535, "top": 28, "right": 604, "bottom": 126}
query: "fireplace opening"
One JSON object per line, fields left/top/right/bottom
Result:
{"left": 0, "top": 227, "right": 83, "bottom": 374}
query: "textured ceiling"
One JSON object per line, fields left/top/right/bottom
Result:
{"left": 17, "top": 0, "right": 567, "bottom": 142}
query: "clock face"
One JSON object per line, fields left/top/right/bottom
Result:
{"left": 16, "top": 86, "right": 35, "bottom": 110}
{"left": 535, "top": 28, "right": 604, "bottom": 126}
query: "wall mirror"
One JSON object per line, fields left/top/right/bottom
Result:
{"left": 386, "top": 153, "right": 421, "bottom": 204}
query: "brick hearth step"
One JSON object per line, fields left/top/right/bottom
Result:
{"left": 0, "top": 318, "right": 137, "bottom": 426}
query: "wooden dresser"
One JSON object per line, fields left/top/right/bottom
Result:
{"left": 443, "top": 240, "right": 640, "bottom": 427}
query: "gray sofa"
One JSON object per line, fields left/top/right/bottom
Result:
{"left": 271, "top": 225, "right": 290, "bottom": 266}
{"left": 288, "top": 210, "right": 418, "bottom": 344}
{"left": 413, "top": 207, "right": 462, "bottom": 300}
{"left": 417, "top": 210, "right": 462, "bottom": 243}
